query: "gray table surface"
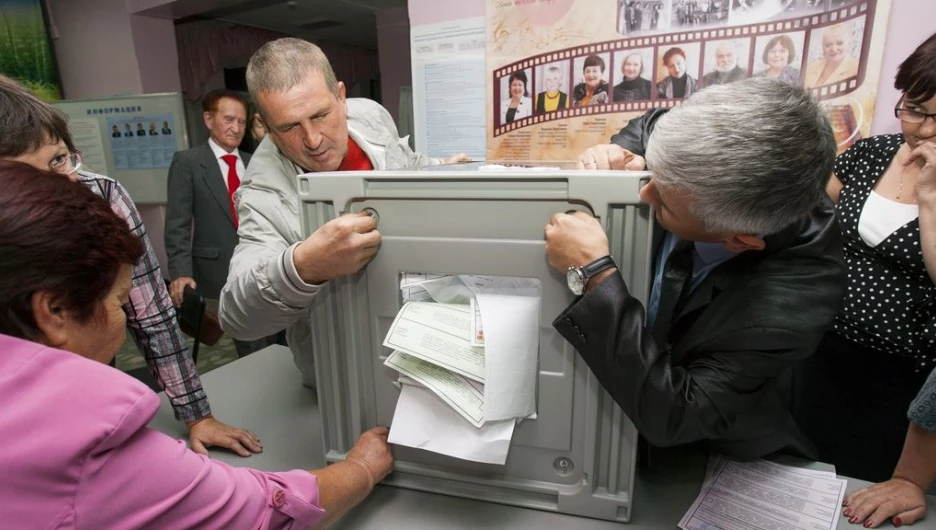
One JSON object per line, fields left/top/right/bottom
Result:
{"left": 148, "top": 345, "right": 936, "bottom": 529}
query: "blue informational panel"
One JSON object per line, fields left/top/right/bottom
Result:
{"left": 52, "top": 93, "right": 190, "bottom": 204}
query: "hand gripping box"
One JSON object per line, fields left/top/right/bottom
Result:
{"left": 297, "top": 165, "right": 653, "bottom": 522}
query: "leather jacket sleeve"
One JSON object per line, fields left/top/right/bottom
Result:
{"left": 552, "top": 273, "right": 816, "bottom": 450}
{"left": 608, "top": 109, "right": 668, "bottom": 157}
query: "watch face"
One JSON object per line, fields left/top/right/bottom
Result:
{"left": 566, "top": 267, "right": 585, "bottom": 295}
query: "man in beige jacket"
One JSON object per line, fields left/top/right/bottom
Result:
{"left": 219, "top": 38, "right": 467, "bottom": 384}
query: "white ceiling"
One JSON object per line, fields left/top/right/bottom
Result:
{"left": 138, "top": 0, "right": 408, "bottom": 48}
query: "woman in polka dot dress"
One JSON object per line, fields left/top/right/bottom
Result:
{"left": 794, "top": 32, "right": 936, "bottom": 483}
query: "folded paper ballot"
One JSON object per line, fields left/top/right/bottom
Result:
{"left": 385, "top": 350, "right": 485, "bottom": 427}
{"left": 680, "top": 455, "right": 847, "bottom": 530}
{"left": 383, "top": 302, "right": 485, "bottom": 383}
{"left": 385, "top": 275, "right": 541, "bottom": 464}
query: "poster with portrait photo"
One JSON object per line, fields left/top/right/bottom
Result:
{"left": 498, "top": 68, "right": 534, "bottom": 126}
{"left": 571, "top": 53, "right": 612, "bottom": 107}
{"left": 700, "top": 38, "right": 752, "bottom": 88}
{"left": 751, "top": 31, "right": 806, "bottom": 85}
{"left": 670, "top": 0, "right": 730, "bottom": 31}
{"left": 611, "top": 48, "right": 655, "bottom": 102}
{"left": 486, "top": 0, "right": 892, "bottom": 161}
{"left": 655, "top": 42, "right": 702, "bottom": 100}
{"left": 533, "top": 60, "right": 571, "bottom": 114}
{"left": 804, "top": 15, "right": 866, "bottom": 88}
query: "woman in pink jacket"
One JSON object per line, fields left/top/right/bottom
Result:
{"left": 0, "top": 160, "right": 393, "bottom": 529}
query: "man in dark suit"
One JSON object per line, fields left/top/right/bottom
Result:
{"left": 546, "top": 79, "right": 846, "bottom": 460}
{"left": 123, "top": 124, "right": 133, "bottom": 137}
{"left": 111, "top": 125, "right": 121, "bottom": 138}
{"left": 165, "top": 89, "right": 279, "bottom": 357}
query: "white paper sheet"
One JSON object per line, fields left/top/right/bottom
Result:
{"left": 383, "top": 302, "right": 485, "bottom": 382}
{"left": 478, "top": 293, "right": 540, "bottom": 422}
{"left": 413, "top": 275, "right": 475, "bottom": 304}
{"left": 388, "top": 385, "right": 515, "bottom": 465}
{"left": 682, "top": 456, "right": 847, "bottom": 530}
{"left": 385, "top": 350, "right": 485, "bottom": 427}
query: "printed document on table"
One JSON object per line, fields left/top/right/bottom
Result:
{"left": 478, "top": 292, "right": 540, "bottom": 421}
{"left": 703, "top": 455, "right": 836, "bottom": 489}
{"left": 385, "top": 350, "right": 484, "bottom": 427}
{"left": 388, "top": 384, "right": 514, "bottom": 465}
{"left": 680, "top": 457, "right": 847, "bottom": 530}
{"left": 383, "top": 302, "right": 485, "bottom": 382}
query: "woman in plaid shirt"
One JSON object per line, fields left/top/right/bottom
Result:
{"left": 0, "top": 74, "right": 261, "bottom": 457}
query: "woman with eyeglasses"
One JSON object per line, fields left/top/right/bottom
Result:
{"left": 794, "top": 32, "right": 936, "bottom": 486}
{"left": 0, "top": 74, "right": 266, "bottom": 459}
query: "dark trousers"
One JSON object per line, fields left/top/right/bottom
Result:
{"left": 794, "top": 331, "right": 930, "bottom": 482}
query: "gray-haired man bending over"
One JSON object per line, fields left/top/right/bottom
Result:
{"left": 545, "top": 79, "right": 846, "bottom": 460}
{"left": 219, "top": 38, "right": 468, "bottom": 384}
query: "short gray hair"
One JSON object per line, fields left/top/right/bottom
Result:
{"left": 246, "top": 38, "right": 339, "bottom": 113}
{"left": 645, "top": 78, "right": 835, "bottom": 235}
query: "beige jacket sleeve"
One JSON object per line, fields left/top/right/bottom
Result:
{"left": 218, "top": 137, "right": 323, "bottom": 341}
{"left": 219, "top": 98, "right": 442, "bottom": 341}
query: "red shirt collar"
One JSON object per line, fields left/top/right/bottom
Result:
{"left": 336, "top": 137, "right": 374, "bottom": 171}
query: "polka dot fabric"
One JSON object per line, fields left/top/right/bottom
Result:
{"left": 832, "top": 134, "right": 936, "bottom": 372}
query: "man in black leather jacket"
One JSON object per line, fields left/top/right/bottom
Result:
{"left": 545, "top": 79, "right": 846, "bottom": 460}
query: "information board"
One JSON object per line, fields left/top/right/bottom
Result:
{"left": 52, "top": 93, "right": 189, "bottom": 204}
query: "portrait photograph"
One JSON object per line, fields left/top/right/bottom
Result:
{"left": 533, "top": 60, "right": 571, "bottom": 114}
{"left": 572, "top": 53, "right": 612, "bottom": 107}
{"left": 611, "top": 48, "right": 654, "bottom": 102}
{"left": 752, "top": 31, "right": 806, "bottom": 85}
{"left": 655, "top": 42, "right": 702, "bottom": 100}
{"left": 804, "top": 16, "right": 866, "bottom": 88}
{"left": 701, "top": 38, "right": 752, "bottom": 88}
{"left": 499, "top": 68, "right": 534, "bottom": 126}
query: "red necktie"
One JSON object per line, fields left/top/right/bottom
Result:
{"left": 221, "top": 154, "right": 240, "bottom": 228}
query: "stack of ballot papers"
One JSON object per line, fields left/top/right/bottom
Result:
{"left": 385, "top": 273, "right": 541, "bottom": 465}
{"left": 679, "top": 455, "right": 847, "bottom": 530}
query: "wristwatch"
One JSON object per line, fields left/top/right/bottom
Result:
{"left": 566, "top": 255, "right": 616, "bottom": 296}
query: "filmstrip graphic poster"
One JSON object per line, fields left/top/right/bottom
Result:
{"left": 487, "top": 0, "right": 892, "bottom": 160}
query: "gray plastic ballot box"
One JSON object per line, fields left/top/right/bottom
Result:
{"left": 297, "top": 164, "right": 654, "bottom": 522}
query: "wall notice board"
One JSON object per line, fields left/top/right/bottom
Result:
{"left": 52, "top": 93, "right": 190, "bottom": 204}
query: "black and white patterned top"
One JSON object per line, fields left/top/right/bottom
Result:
{"left": 833, "top": 134, "right": 936, "bottom": 371}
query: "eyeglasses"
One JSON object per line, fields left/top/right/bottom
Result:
{"left": 50, "top": 152, "right": 82, "bottom": 175}
{"left": 894, "top": 101, "right": 936, "bottom": 125}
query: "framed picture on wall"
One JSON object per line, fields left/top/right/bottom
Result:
{"left": 0, "top": 0, "right": 63, "bottom": 100}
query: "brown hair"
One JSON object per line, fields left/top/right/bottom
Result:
{"left": 202, "top": 89, "right": 249, "bottom": 114}
{"left": 762, "top": 34, "right": 797, "bottom": 64}
{"left": 583, "top": 54, "right": 606, "bottom": 72}
{"left": 662, "top": 47, "right": 687, "bottom": 66}
{"left": 895, "top": 31, "right": 936, "bottom": 103}
{"left": 0, "top": 74, "right": 76, "bottom": 158}
{"left": 0, "top": 161, "right": 144, "bottom": 341}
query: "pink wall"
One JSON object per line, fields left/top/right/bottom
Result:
{"left": 48, "top": 0, "right": 144, "bottom": 99}
{"left": 130, "top": 13, "right": 183, "bottom": 95}
{"left": 870, "top": 0, "right": 932, "bottom": 136}
{"left": 47, "top": 0, "right": 181, "bottom": 275}
{"left": 376, "top": 7, "right": 412, "bottom": 125}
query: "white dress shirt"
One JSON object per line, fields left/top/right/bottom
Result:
{"left": 208, "top": 137, "right": 245, "bottom": 192}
